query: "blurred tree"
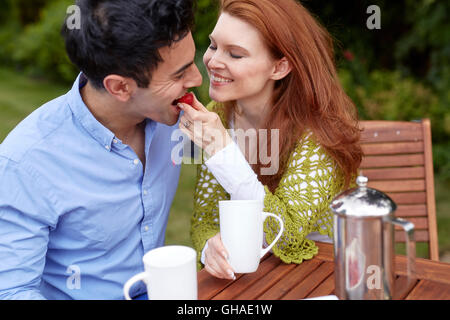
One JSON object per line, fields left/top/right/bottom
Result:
{"left": 304, "top": 0, "right": 449, "bottom": 180}
{"left": 303, "top": 0, "right": 449, "bottom": 110}
{"left": 10, "top": 0, "right": 78, "bottom": 82}
{"left": 193, "top": 0, "right": 219, "bottom": 51}
{"left": 395, "top": 0, "right": 449, "bottom": 102}
{"left": 15, "top": 0, "right": 50, "bottom": 25}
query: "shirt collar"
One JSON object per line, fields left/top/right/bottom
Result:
{"left": 67, "top": 73, "right": 115, "bottom": 151}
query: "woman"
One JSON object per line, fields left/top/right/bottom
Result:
{"left": 178, "top": 0, "right": 362, "bottom": 279}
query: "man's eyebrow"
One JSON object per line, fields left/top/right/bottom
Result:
{"left": 171, "top": 61, "right": 194, "bottom": 76}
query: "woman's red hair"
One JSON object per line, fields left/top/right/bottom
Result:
{"left": 219, "top": 0, "right": 362, "bottom": 192}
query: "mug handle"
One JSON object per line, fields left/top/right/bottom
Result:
{"left": 260, "top": 212, "right": 284, "bottom": 258}
{"left": 123, "top": 272, "right": 148, "bottom": 300}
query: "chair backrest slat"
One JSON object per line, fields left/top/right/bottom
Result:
{"left": 359, "top": 119, "right": 439, "bottom": 260}
{"left": 363, "top": 167, "right": 425, "bottom": 180}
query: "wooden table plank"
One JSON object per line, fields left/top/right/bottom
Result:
{"left": 212, "top": 254, "right": 281, "bottom": 300}
{"left": 197, "top": 249, "right": 273, "bottom": 300}
{"left": 197, "top": 271, "right": 239, "bottom": 300}
{"left": 396, "top": 255, "right": 450, "bottom": 285}
{"left": 315, "top": 242, "right": 334, "bottom": 262}
{"left": 406, "top": 280, "right": 450, "bottom": 300}
{"left": 281, "top": 262, "right": 334, "bottom": 300}
{"left": 306, "top": 273, "right": 336, "bottom": 298}
{"left": 197, "top": 242, "right": 450, "bottom": 300}
{"left": 233, "top": 262, "right": 297, "bottom": 300}
{"left": 393, "top": 275, "right": 419, "bottom": 300}
{"left": 257, "top": 259, "right": 323, "bottom": 300}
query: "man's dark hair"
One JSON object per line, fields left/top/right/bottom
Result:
{"left": 62, "top": 0, "right": 195, "bottom": 89}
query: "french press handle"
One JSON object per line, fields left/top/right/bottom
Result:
{"left": 390, "top": 217, "right": 416, "bottom": 286}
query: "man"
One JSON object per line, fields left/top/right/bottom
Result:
{"left": 0, "top": 0, "right": 202, "bottom": 299}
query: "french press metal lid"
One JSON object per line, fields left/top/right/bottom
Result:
{"left": 330, "top": 175, "right": 397, "bottom": 217}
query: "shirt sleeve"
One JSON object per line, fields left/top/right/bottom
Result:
{"left": 197, "top": 142, "right": 265, "bottom": 266}
{"left": 200, "top": 241, "right": 208, "bottom": 265}
{"left": 205, "top": 141, "right": 266, "bottom": 201}
{"left": 0, "top": 157, "right": 58, "bottom": 300}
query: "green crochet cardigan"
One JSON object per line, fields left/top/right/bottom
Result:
{"left": 190, "top": 101, "right": 348, "bottom": 270}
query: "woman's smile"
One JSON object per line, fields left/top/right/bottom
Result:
{"left": 209, "top": 72, "right": 234, "bottom": 86}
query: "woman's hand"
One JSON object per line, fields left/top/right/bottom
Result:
{"left": 178, "top": 94, "right": 232, "bottom": 157}
{"left": 204, "top": 233, "right": 236, "bottom": 280}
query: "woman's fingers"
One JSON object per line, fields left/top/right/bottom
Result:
{"left": 209, "top": 234, "right": 229, "bottom": 260}
{"left": 178, "top": 100, "right": 232, "bottom": 157}
{"left": 204, "top": 260, "right": 223, "bottom": 279}
{"left": 179, "top": 114, "right": 215, "bottom": 148}
{"left": 179, "top": 119, "right": 194, "bottom": 139}
{"left": 205, "top": 235, "right": 236, "bottom": 280}
{"left": 205, "top": 251, "right": 235, "bottom": 280}
{"left": 191, "top": 93, "right": 209, "bottom": 112}
{"left": 177, "top": 102, "right": 204, "bottom": 121}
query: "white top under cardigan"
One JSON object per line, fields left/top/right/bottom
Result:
{"left": 199, "top": 122, "right": 332, "bottom": 264}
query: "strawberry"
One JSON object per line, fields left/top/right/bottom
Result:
{"left": 176, "top": 92, "right": 194, "bottom": 106}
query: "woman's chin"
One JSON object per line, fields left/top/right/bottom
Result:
{"left": 209, "top": 89, "right": 230, "bottom": 103}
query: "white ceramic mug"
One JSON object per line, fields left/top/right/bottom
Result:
{"left": 219, "top": 200, "right": 284, "bottom": 273}
{"left": 123, "top": 245, "right": 197, "bottom": 300}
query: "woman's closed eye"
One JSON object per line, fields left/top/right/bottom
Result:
{"left": 230, "top": 52, "right": 243, "bottom": 59}
{"left": 209, "top": 44, "right": 243, "bottom": 59}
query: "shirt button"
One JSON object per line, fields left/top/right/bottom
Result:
{"left": 143, "top": 190, "right": 148, "bottom": 195}
{"left": 144, "top": 225, "right": 149, "bottom": 232}
{"left": 105, "top": 145, "right": 110, "bottom": 150}
{"left": 133, "top": 159, "right": 139, "bottom": 165}
{"left": 113, "top": 139, "right": 118, "bottom": 144}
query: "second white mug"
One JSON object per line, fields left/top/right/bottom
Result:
{"left": 219, "top": 200, "right": 284, "bottom": 273}
{"left": 123, "top": 245, "right": 197, "bottom": 300}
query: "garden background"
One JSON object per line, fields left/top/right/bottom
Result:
{"left": 0, "top": 0, "right": 449, "bottom": 260}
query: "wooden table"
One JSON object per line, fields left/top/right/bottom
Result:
{"left": 197, "top": 242, "right": 450, "bottom": 300}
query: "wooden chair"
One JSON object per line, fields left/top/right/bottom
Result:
{"left": 359, "top": 119, "right": 439, "bottom": 261}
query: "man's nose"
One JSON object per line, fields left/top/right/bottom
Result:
{"left": 186, "top": 64, "right": 203, "bottom": 88}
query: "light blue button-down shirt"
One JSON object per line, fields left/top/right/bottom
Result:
{"left": 0, "top": 74, "right": 182, "bottom": 299}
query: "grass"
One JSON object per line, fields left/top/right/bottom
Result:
{"left": 165, "top": 163, "right": 197, "bottom": 247}
{"left": 1, "top": 66, "right": 449, "bottom": 261}
{"left": 0, "top": 68, "right": 71, "bottom": 138}
{"left": 435, "top": 179, "right": 450, "bottom": 254}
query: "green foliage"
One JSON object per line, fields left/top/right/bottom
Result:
{"left": 308, "top": 1, "right": 450, "bottom": 179}
{"left": 341, "top": 69, "right": 439, "bottom": 121}
{"left": 305, "top": 0, "right": 450, "bottom": 98}
{"left": 9, "top": 0, "right": 78, "bottom": 83}
{"left": 190, "top": 0, "right": 218, "bottom": 104}
{"left": 434, "top": 143, "right": 450, "bottom": 182}
{"left": 193, "top": 0, "right": 219, "bottom": 52}
{"left": 0, "top": 0, "right": 21, "bottom": 64}
{"left": 193, "top": 54, "right": 211, "bottom": 105}
{"left": 0, "top": 0, "right": 219, "bottom": 87}
{"left": 339, "top": 67, "right": 450, "bottom": 180}
{"left": 395, "top": 0, "right": 450, "bottom": 98}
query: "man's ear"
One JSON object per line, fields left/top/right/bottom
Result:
{"left": 271, "top": 57, "right": 292, "bottom": 81}
{"left": 103, "top": 75, "right": 136, "bottom": 102}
